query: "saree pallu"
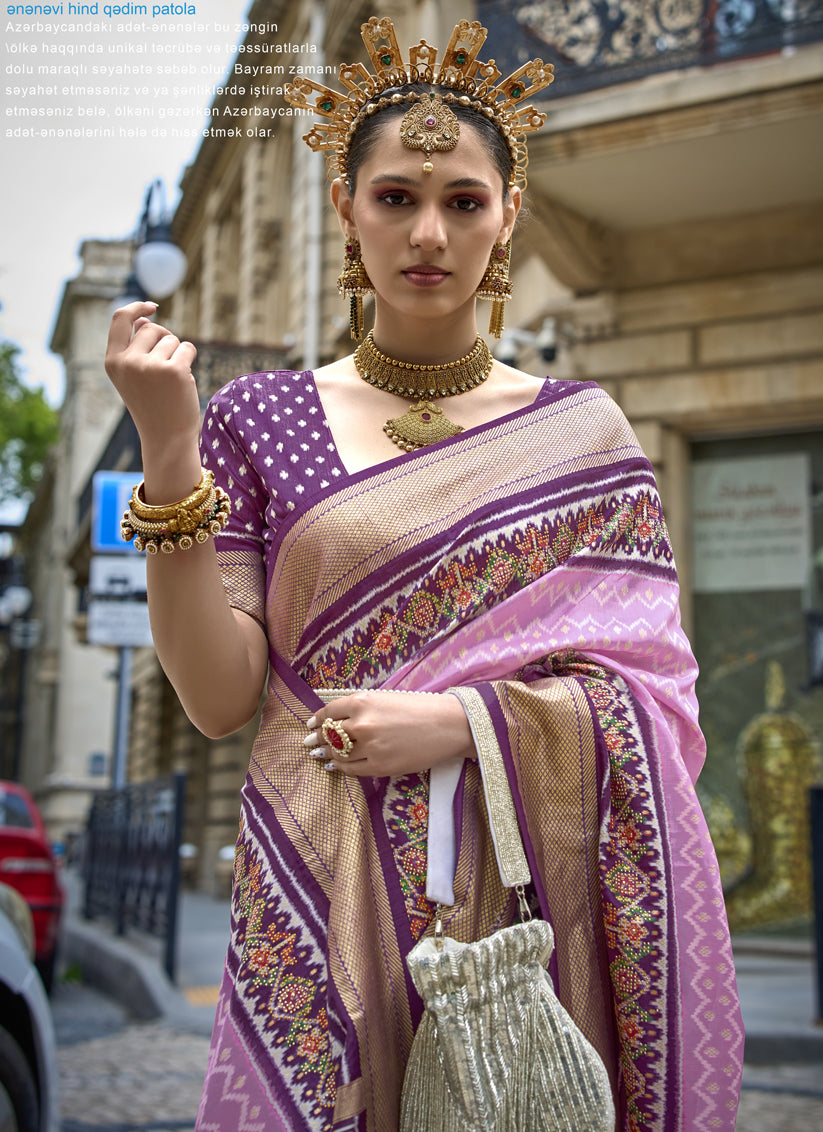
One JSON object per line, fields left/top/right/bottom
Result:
{"left": 195, "top": 377, "right": 743, "bottom": 1132}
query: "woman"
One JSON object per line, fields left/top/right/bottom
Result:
{"left": 105, "top": 17, "right": 743, "bottom": 1131}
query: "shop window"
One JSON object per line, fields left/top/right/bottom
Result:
{"left": 691, "top": 432, "right": 823, "bottom": 935}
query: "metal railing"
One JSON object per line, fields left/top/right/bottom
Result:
{"left": 83, "top": 772, "right": 185, "bottom": 982}
{"left": 478, "top": 0, "right": 823, "bottom": 99}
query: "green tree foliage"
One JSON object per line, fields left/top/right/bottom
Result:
{"left": 0, "top": 340, "right": 59, "bottom": 507}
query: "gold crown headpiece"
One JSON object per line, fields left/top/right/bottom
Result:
{"left": 283, "top": 16, "right": 554, "bottom": 190}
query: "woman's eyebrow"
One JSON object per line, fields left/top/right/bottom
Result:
{"left": 445, "top": 177, "right": 493, "bottom": 190}
{"left": 368, "top": 174, "right": 492, "bottom": 190}
{"left": 369, "top": 174, "right": 419, "bottom": 186}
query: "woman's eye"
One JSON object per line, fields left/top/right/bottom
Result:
{"left": 379, "top": 191, "right": 411, "bottom": 206}
{"left": 451, "top": 197, "right": 481, "bottom": 212}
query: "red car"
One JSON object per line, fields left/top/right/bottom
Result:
{"left": 0, "top": 781, "right": 64, "bottom": 991}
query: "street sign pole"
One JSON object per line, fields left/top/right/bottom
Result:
{"left": 112, "top": 645, "right": 133, "bottom": 789}
{"left": 91, "top": 473, "right": 153, "bottom": 789}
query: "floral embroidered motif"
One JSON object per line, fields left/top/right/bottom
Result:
{"left": 232, "top": 835, "right": 336, "bottom": 1125}
{"left": 383, "top": 774, "right": 436, "bottom": 940}
{"left": 304, "top": 490, "right": 671, "bottom": 689}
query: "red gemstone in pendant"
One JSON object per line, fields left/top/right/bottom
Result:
{"left": 421, "top": 412, "right": 432, "bottom": 421}
{"left": 425, "top": 116, "right": 436, "bottom": 127}
{"left": 327, "top": 729, "right": 345, "bottom": 751}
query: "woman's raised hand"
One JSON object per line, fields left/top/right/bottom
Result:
{"left": 105, "top": 301, "right": 204, "bottom": 502}
{"left": 304, "top": 690, "right": 477, "bottom": 778}
{"left": 105, "top": 301, "right": 202, "bottom": 457}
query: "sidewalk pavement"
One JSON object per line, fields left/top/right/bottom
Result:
{"left": 61, "top": 872, "right": 228, "bottom": 1038}
{"left": 61, "top": 869, "right": 823, "bottom": 1063}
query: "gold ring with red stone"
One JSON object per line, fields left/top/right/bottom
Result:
{"left": 321, "top": 718, "right": 354, "bottom": 759}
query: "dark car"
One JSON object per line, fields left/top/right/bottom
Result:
{"left": 0, "top": 882, "right": 60, "bottom": 1131}
{"left": 0, "top": 783, "right": 64, "bottom": 992}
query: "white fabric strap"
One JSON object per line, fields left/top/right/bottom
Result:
{"left": 425, "top": 688, "right": 532, "bottom": 905}
{"left": 425, "top": 756, "right": 464, "bottom": 905}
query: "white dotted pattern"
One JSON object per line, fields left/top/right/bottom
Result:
{"left": 199, "top": 370, "right": 348, "bottom": 553}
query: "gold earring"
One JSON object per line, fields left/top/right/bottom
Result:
{"left": 337, "top": 238, "right": 374, "bottom": 340}
{"left": 476, "top": 239, "right": 513, "bottom": 338}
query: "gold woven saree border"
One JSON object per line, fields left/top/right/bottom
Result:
{"left": 247, "top": 676, "right": 414, "bottom": 1129}
{"left": 215, "top": 548, "right": 266, "bottom": 627}
{"left": 448, "top": 686, "right": 531, "bottom": 890}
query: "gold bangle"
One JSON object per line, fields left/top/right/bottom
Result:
{"left": 125, "top": 485, "right": 216, "bottom": 535}
{"left": 122, "top": 486, "right": 231, "bottom": 553}
{"left": 129, "top": 469, "right": 214, "bottom": 522}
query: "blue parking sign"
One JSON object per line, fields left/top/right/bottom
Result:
{"left": 92, "top": 471, "right": 140, "bottom": 554}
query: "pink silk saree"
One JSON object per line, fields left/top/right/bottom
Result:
{"left": 195, "top": 373, "right": 743, "bottom": 1132}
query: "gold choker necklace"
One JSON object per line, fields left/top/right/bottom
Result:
{"left": 353, "top": 331, "right": 493, "bottom": 452}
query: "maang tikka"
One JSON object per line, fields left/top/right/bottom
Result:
{"left": 337, "top": 238, "right": 374, "bottom": 340}
{"left": 399, "top": 91, "right": 459, "bottom": 175}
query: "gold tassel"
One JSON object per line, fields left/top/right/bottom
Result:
{"left": 338, "top": 239, "right": 373, "bottom": 341}
{"left": 350, "top": 294, "right": 364, "bottom": 341}
{"left": 476, "top": 239, "right": 513, "bottom": 339}
{"left": 488, "top": 299, "right": 506, "bottom": 339}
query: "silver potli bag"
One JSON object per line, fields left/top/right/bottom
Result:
{"left": 399, "top": 687, "right": 616, "bottom": 1132}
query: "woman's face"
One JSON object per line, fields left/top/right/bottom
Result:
{"left": 333, "top": 116, "right": 520, "bottom": 327}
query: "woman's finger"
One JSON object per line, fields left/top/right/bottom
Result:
{"left": 306, "top": 692, "right": 368, "bottom": 731}
{"left": 306, "top": 707, "right": 349, "bottom": 733}
{"left": 106, "top": 301, "right": 158, "bottom": 356}
{"left": 131, "top": 319, "right": 177, "bottom": 352}
{"left": 151, "top": 333, "right": 183, "bottom": 361}
{"left": 171, "top": 339, "right": 198, "bottom": 367}
{"left": 315, "top": 719, "right": 358, "bottom": 755}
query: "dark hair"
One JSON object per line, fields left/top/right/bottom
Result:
{"left": 346, "top": 84, "right": 513, "bottom": 196}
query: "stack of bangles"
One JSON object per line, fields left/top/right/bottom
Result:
{"left": 120, "top": 468, "right": 231, "bottom": 554}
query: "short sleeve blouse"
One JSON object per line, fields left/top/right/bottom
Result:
{"left": 199, "top": 369, "right": 348, "bottom": 626}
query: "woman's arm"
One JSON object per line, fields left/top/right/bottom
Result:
{"left": 105, "top": 302, "right": 268, "bottom": 738}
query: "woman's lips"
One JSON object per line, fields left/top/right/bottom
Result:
{"left": 403, "top": 265, "right": 450, "bottom": 287}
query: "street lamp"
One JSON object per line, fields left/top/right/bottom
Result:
{"left": 116, "top": 270, "right": 148, "bottom": 308}
{"left": 115, "top": 179, "right": 188, "bottom": 308}
{"left": 0, "top": 585, "right": 32, "bottom": 625}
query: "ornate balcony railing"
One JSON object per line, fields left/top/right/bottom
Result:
{"left": 478, "top": 0, "right": 823, "bottom": 99}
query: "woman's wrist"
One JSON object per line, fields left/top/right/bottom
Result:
{"left": 140, "top": 442, "right": 204, "bottom": 506}
{"left": 439, "top": 691, "right": 478, "bottom": 763}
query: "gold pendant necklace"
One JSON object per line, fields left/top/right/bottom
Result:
{"left": 353, "top": 331, "right": 493, "bottom": 452}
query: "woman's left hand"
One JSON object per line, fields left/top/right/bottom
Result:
{"left": 304, "top": 690, "right": 476, "bottom": 777}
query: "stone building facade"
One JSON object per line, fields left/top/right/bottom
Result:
{"left": 151, "top": 0, "right": 823, "bottom": 911}
{"left": 499, "top": 1, "right": 823, "bottom": 931}
{"left": 17, "top": 239, "right": 134, "bottom": 840}
{"left": 25, "top": 0, "right": 822, "bottom": 912}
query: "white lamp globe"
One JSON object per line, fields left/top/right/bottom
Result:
{"left": 0, "top": 585, "right": 32, "bottom": 625}
{"left": 134, "top": 237, "right": 187, "bottom": 300}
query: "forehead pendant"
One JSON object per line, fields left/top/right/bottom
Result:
{"left": 400, "top": 92, "right": 460, "bottom": 174}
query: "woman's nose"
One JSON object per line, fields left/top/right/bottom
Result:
{"left": 410, "top": 204, "right": 447, "bottom": 250}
